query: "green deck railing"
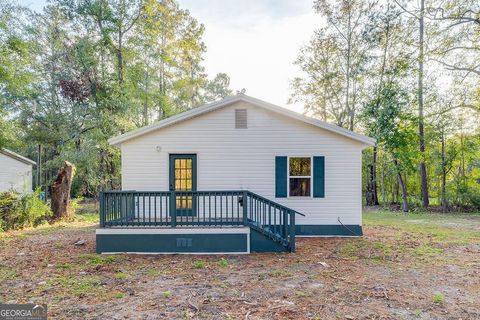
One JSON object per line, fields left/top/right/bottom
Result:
{"left": 99, "top": 190, "right": 304, "bottom": 252}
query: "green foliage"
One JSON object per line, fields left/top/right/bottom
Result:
{"left": 192, "top": 260, "right": 206, "bottom": 269}
{"left": 162, "top": 290, "right": 172, "bottom": 298}
{"left": 0, "top": 189, "right": 51, "bottom": 231}
{"left": 433, "top": 293, "right": 444, "bottom": 304}
{"left": 0, "top": 0, "right": 232, "bottom": 199}
{"left": 362, "top": 82, "right": 418, "bottom": 172}
{"left": 115, "top": 272, "right": 127, "bottom": 280}
{"left": 88, "top": 255, "right": 120, "bottom": 266}
{"left": 218, "top": 258, "right": 229, "bottom": 268}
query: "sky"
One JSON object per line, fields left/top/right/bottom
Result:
{"left": 23, "top": 0, "right": 321, "bottom": 112}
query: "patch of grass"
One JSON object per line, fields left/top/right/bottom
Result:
{"left": 73, "top": 277, "right": 102, "bottom": 297}
{"left": 88, "top": 255, "right": 120, "bottom": 266}
{"left": 338, "top": 239, "right": 395, "bottom": 262}
{"left": 433, "top": 293, "right": 445, "bottom": 304}
{"left": 56, "top": 263, "right": 72, "bottom": 269}
{"left": 47, "top": 276, "right": 102, "bottom": 298}
{"left": 163, "top": 291, "right": 172, "bottom": 298}
{"left": 104, "top": 255, "right": 119, "bottom": 263}
{"left": 114, "top": 292, "right": 125, "bottom": 299}
{"left": 88, "top": 256, "right": 103, "bottom": 265}
{"left": 413, "top": 245, "right": 443, "bottom": 257}
{"left": 268, "top": 269, "right": 293, "bottom": 278}
{"left": 0, "top": 267, "right": 16, "bottom": 281}
{"left": 192, "top": 260, "right": 206, "bottom": 269}
{"left": 364, "top": 211, "right": 480, "bottom": 244}
{"left": 218, "top": 258, "right": 229, "bottom": 268}
{"left": 145, "top": 268, "right": 161, "bottom": 277}
{"left": 294, "top": 290, "right": 307, "bottom": 297}
{"left": 75, "top": 212, "right": 99, "bottom": 223}
{"left": 115, "top": 272, "right": 127, "bottom": 280}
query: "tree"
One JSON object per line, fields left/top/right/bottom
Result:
{"left": 0, "top": 2, "right": 36, "bottom": 149}
{"left": 362, "top": 0, "right": 409, "bottom": 205}
{"left": 291, "top": 0, "right": 377, "bottom": 130}
{"left": 362, "top": 82, "right": 418, "bottom": 212}
{"left": 202, "top": 73, "right": 234, "bottom": 102}
{"left": 426, "top": 0, "right": 480, "bottom": 78}
{"left": 0, "top": 0, "right": 232, "bottom": 198}
{"left": 394, "top": 0, "right": 431, "bottom": 207}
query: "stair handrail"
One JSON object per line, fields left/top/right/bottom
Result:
{"left": 245, "top": 191, "right": 306, "bottom": 217}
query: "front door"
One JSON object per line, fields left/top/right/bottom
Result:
{"left": 169, "top": 154, "right": 197, "bottom": 216}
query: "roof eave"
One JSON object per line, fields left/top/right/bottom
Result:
{"left": 0, "top": 148, "right": 37, "bottom": 166}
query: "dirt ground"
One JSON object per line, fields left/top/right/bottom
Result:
{"left": 1, "top": 211, "right": 480, "bottom": 320}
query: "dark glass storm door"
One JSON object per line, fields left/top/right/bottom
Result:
{"left": 169, "top": 154, "right": 197, "bottom": 217}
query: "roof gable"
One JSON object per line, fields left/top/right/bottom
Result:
{"left": 0, "top": 148, "right": 36, "bottom": 166}
{"left": 109, "top": 94, "right": 376, "bottom": 147}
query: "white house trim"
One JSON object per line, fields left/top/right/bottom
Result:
{"left": 109, "top": 94, "right": 376, "bottom": 147}
{"left": 96, "top": 227, "right": 250, "bottom": 235}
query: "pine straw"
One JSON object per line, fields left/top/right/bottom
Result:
{"left": 1, "top": 215, "right": 479, "bottom": 319}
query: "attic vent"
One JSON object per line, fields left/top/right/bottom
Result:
{"left": 235, "top": 109, "right": 247, "bottom": 129}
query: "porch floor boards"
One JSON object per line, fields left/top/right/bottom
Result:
{"left": 104, "top": 217, "right": 245, "bottom": 228}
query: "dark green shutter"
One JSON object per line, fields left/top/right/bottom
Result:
{"left": 313, "top": 156, "right": 325, "bottom": 198}
{"left": 275, "top": 156, "right": 287, "bottom": 198}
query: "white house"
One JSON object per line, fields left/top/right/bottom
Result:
{"left": 0, "top": 148, "right": 36, "bottom": 193}
{"left": 97, "top": 94, "right": 375, "bottom": 254}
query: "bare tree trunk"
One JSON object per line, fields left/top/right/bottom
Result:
{"left": 143, "top": 70, "right": 149, "bottom": 126}
{"left": 51, "top": 161, "right": 76, "bottom": 220}
{"left": 381, "top": 161, "right": 386, "bottom": 206}
{"left": 460, "top": 123, "right": 465, "bottom": 184}
{"left": 372, "top": 146, "right": 379, "bottom": 205}
{"left": 345, "top": 3, "right": 354, "bottom": 131}
{"left": 394, "top": 175, "right": 399, "bottom": 204}
{"left": 441, "top": 127, "right": 448, "bottom": 211}
{"left": 117, "top": 32, "right": 124, "bottom": 83}
{"left": 158, "top": 36, "right": 166, "bottom": 120}
{"left": 394, "top": 160, "right": 409, "bottom": 212}
{"left": 418, "top": 0, "right": 429, "bottom": 208}
{"left": 36, "top": 144, "right": 41, "bottom": 189}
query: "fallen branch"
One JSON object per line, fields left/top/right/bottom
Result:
{"left": 187, "top": 297, "right": 199, "bottom": 312}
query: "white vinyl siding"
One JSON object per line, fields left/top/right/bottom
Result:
{"left": 121, "top": 101, "right": 365, "bottom": 226}
{"left": 0, "top": 153, "right": 33, "bottom": 193}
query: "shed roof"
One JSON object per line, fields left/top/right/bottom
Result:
{"left": 0, "top": 148, "right": 37, "bottom": 166}
{"left": 109, "top": 94, "right": 376, "bottom": 147}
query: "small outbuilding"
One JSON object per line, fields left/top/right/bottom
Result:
{"left": 0, "top": 148, "right": 36, "bottom": 193}
{"left": 97, "top": 94, "right": 375, "bottom": 254}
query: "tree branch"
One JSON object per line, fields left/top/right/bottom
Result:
{"left": 430, "top": 58, "right": 480, "bottom": 76}
{"left": 393, "top": 0, "right": 420, "bottom": 19}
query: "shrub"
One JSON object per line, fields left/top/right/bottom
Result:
{"left": 0, "top": 188, "right": 51, "bottom": 231}
{"left": 466, "top": 189, "right": 480, "bottom": 209}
